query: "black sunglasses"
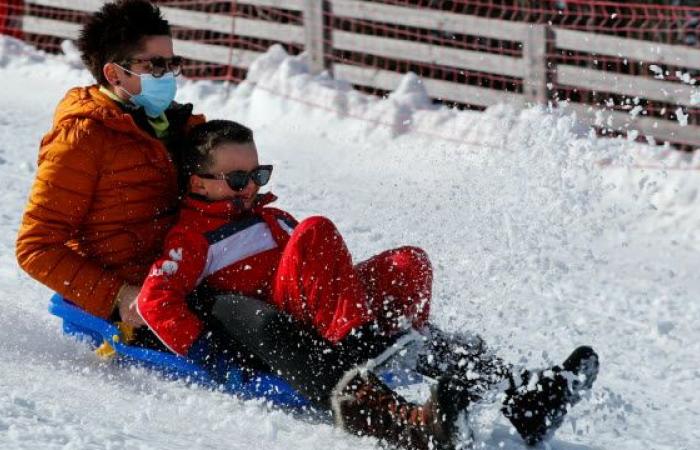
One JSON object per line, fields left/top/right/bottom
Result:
{"left": 198, "top": 165, "right": 273, "bottom": 191}
{"left": 120, "top": 56, "right": 184, "bottom": 78}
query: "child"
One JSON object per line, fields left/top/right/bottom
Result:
{"left": 136, "top": 120, "right": 433, "bottom": 357}
{"left": 137, "top": 120, "right": 599, "bottom": 450}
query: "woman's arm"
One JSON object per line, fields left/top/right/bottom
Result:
{"left": 16, "top": 124, "right": 124, "bottom": 318}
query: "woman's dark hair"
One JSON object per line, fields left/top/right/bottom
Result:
{"left": 77, "top": 0, "right": 171, "bottom": 85}
{"left": 184, "top": 120, "right": 255, "bottom": 177}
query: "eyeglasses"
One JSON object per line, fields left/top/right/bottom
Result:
{"left": 198, "top": 165, "right": 273, "bottom": 191}
{"left": 119, "top": 56, "right": 184, "bottom": 78}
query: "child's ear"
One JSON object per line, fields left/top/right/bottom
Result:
{"left": 189, "top": 175, "right": 207, "bottom": 196}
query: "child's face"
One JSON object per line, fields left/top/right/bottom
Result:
{"left": 190, "top": 142, "right": 261, "bottom": 209}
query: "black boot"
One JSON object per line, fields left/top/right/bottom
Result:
{"left": 331, "top": 369, "right": 469, "bottom": 450}
{"left": 502, "top": 346, "right": 599, "bottom": 445}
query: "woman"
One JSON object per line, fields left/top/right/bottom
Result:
{"left": 16, "top": 0, "right": 202, "bottom": 325}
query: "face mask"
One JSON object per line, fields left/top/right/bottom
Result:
{"left": 116, "top": 65, "right": 177, "bottom": 118}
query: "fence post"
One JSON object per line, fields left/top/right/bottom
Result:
{"left": 303, "top": 0, "right": 330, "bottom": 75}
{"left": 522, "top": 24, "right": 548, "bottom": 105}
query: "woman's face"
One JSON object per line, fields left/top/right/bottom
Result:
{"left": 104, "top": 35, "right": 175, "bottom": 99}
{"left": 191, "top": 142, "right": 262, "bottom": 209}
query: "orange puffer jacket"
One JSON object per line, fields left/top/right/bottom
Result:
{"left": 16, "top": 85, "right": 204, "bottom": 318}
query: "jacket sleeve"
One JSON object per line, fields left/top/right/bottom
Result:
{"left": 15, "top": 122, "right": 124, "bottom": 318}
{"left": 136, "top": 230, "right": 209, "bottom": 356}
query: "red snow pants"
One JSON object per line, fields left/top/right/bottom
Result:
{"left": 271, "top": 216, "right": 432, "bottom": 343}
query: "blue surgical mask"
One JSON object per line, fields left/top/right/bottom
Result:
{"left": 117, "top": 65, "right": 177, "bottom": 118}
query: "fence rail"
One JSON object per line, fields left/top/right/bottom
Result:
{"left": 554, "top": 27, "right": 700, "bottom": 70}
{"left": 329, "top": 0, "right": 533, "bottom": 41}
{"left": 2, "top": 0, "right": 700, "bottom": 147}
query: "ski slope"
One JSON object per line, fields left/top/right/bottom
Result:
{"left": 0, "top": 36, "right": 698, "bottom": 449}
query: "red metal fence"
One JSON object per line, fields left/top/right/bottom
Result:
{"left": 2, "top": 0, "right": 700, "bottom": 148}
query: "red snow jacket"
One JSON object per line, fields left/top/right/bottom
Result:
{"left": 136, "top": 193, "right": 297, "bottom": 355}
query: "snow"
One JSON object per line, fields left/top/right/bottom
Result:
{"left": 1, "top": 36, "right": 699, "bottom": 449}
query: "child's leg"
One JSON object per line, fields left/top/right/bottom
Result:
{"left": 352, "top": 246, "right": 511, "bottom": 398}
{"left": 271, "top": 216, "right": 373, "bottom": 342}
{"left": 210, "top": 294, "right": 462, "bottom": 449}
{"left": 415, "top": 325, "right": 599, "bottom": 446}
{"left": 355, "top": 246, "right": 432, "bottom": 333}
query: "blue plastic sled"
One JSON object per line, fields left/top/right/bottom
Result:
{"left": 49, "top": 294, "right": 420, "bottom": 408}
{"left": 49, "top": 293, "right": 310, "bottom": 408}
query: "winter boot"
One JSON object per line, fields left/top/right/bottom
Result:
{"left": 331, "top": 369, "right": 467, "bottom": 450}
{"left": 501, "top": 346, "right": 599, "bottom": 445}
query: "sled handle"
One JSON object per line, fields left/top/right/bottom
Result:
{"left": 49, "top": 293, "right": 120, "bottom": 342}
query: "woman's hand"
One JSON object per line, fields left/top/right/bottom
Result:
{"left": 116, "top": 284, "right": 146, "bottom": 327}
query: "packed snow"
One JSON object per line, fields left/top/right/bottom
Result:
{"left": 0, "top": 36, "right": 698, "bottom": 449}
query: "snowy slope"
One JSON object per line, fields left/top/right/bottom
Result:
{"left": 0, "top": 36, "right": 698, "bottom": 449}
